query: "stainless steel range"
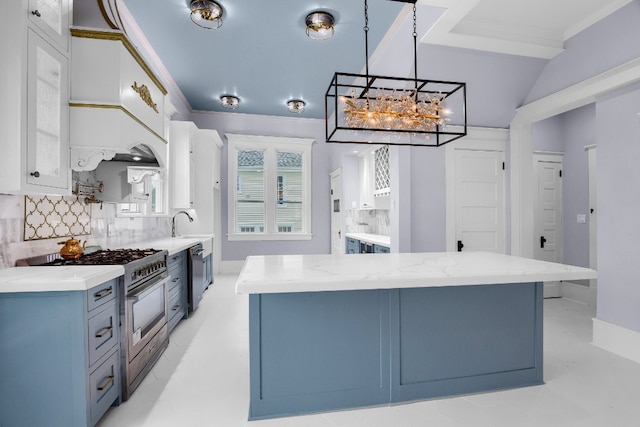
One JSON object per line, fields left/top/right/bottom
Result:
{"left": 18, "top": 248, "right": 170, "bottom": 401}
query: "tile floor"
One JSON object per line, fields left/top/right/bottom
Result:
{"left": 97, "top": 275, "right": 640, "bottom": 427}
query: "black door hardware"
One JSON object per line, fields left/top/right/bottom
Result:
{"left": 457, "top": 240, "right": 464, "bottom": 252}
{"left": 540, "top": 236, "right": 547, "bottom": 249}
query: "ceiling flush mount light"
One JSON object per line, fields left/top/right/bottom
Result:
{"left": 325, "top": 0, "right": 467, "bottom": 147}
{"left": 220, "top": 95, "right": 240, "bottom": 109}
{"left": 190, "top": 0, "right": 223, "bottom": 29}
{"left": 287, "top": 99, "right": 306, "bottom": 113}
{"left": 305, "top": 11, "right": 335, "bottom": 40}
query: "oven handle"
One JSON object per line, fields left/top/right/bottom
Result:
{"left": 128, "top": 275, "right": 170, "bottom": 302}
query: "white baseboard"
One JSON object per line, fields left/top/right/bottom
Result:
{"left": 220, "top": 260, "right": 245, "bottom": 274}
{"left": 545, "top": 281, "right": 596, "bottom": 305}
{"left": 544, "top": 281, "right": 561, "bottom": 298}
{"left": 561, "top": 281, "right": 596, "bottom": 306}
{"left": 593, "top": 318, "right": 640, "bottom": 364}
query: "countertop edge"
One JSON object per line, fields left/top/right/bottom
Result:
{"left": 0, "top": 266, "right": 125, "bottom": 293}
{"left": 234, "top": 252, "right": 597, "bottom": 295}
{"left": 345, "top": 233, "right": 390, "bottom": 247}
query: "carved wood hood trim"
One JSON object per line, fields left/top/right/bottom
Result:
{"left": 69, "top": 103, "right": 167, "bottom": 144}
{"left": 70, "top": 28, "right": 167, "bottom": 95}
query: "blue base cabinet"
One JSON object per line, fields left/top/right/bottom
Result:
{"left": 345, "top": 237, "right": 360, "bottom": 254}
{"left": 167, "top": 250, "right": 188, "bottom": 332}
{"left": 248, "top": 282, "right": 543, "bottom": 420}
{"left": 0, "top": 279, "right": 121, "bottom": 426}
{"left": 345, "top": 237, "right": 390, "bottom": 254}
{"left": 373, "top": 244, "right": 390, "bottom": 253}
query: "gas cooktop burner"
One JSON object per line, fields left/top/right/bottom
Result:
{"left": 43, "top": 248, "right": 163, "bottom": 266}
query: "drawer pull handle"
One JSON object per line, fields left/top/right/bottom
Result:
{"left": 95, "top": 326, "right": 113, "bottom": 338}
{"left": 97, "top": 375, "right": 115, "bottom": 391}
{"left": 31, "top": 10, "right": 41, "bottom": 17}
{"left": 94, "top": 287, "right": 113, "bottom": 300}
{"left": 172, "top": 278, "right": 180, "bottom": 282}
{"left": 172, "top": 304, "right": 180, "bottom": 311}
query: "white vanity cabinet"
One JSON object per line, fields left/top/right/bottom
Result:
{"left": 0, "top": 0, "right": 71, "bottom": 194}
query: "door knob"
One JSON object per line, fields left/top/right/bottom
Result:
{"left": 540, "top": 236, "right": 547, "bottom": 248}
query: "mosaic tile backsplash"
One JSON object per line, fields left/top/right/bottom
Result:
{"left": 24, "top": 195, "right": 92, "bottom": 240}
{"left": 345, "top": 209, "right": 390, "bottom": 235}
{"left": 0, "top": 194, "right": 171, "bottom": 269}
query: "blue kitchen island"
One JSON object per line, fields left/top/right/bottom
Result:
{"left": 235, "top": 252, "right": 596, "bottom": 420}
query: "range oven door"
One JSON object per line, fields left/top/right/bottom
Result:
{"left": 125, "top": 273, "right": 169, "bottom": 360}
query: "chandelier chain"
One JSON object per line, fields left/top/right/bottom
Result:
{"left": 412, "top": 3, "right": 418, "bottom": 86}
{"left": 413, "top": 4, "right": 417, "bottom": 37}
{"left": 364, "top": 0, "right": 370, "bottom": 78}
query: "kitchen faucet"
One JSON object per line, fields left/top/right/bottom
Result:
{"left": 171, "top": 210, "right": 194, "bottom": 237}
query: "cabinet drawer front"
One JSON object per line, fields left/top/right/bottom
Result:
{"left": 168, "top": 286, "right": 185, "bottom": 332}
{"left": 167, "top": 251, "right": 186, "bottom": 269}
{"left": 168, "top": 270, "right": 183, "bottom": 293}
{"left": 168, "top": 286, "right": 185, "bottom": 317}
{"left": 88, "top": 302, "right": 119, "bottom": 366}
{"left": 373, "top": 244, "right": 390, "bottom": 253}
{"left": 89, "top": 349, "right": 120, "bottom": 426}
{"left": 87, "top": 279, "right": 117, "bottom": 312}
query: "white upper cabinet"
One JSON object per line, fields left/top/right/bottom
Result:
{"left": 169, "top": 121, "right": 223, "bottom": 213}
{"left": 27, "top": 0, "right": 70, "bottom": 53}
{"left": 359, "top": 151, "right": 375, "bottom": 209}
{"left": 359, "top": 146, "right": 390, "bottom": 209}
{"left": 169, "top": 121, "right": 197, "bottom": 209}
{"left": 26, "top": 30, "right": 69, "bottom": 190}
{"left": 373, "top": 146, "right": 390, "bottom": 197}
{"left": 0, "top": 0, "right": 71, "bottom": 194}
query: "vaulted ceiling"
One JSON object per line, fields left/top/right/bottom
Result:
{"left": 119, "top": 0, "right": 634, "bottom": 126}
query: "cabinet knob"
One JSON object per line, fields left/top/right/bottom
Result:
{"left": 31, "top": 10, "right": 41, "bottom": 17}
{"left": 30, "top": 171, "right": 40, "bottom": 178}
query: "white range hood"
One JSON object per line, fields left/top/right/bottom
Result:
{"left": 69, "top": 27, "right": 169, "bottom": 171}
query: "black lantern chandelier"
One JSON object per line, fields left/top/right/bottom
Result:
{"left": 325, "top": 0, "right": 467, "bottom": 147}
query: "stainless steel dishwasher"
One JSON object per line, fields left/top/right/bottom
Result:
{"left": 188, "top": 243, "right": 206, "bottom": 312}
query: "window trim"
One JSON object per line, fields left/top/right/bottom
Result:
{"left": 227, "top": 133, "right": 314, "bottom": 241}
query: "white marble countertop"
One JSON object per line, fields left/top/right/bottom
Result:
{"left": 235, "top": 251, "right": 597, "bottom": 294}
{"left": 0, "top": 265, "right": 124, "bottom": 293}
{"left": 129, "top": 234, "right": 214, "bottom": 256}
{"left": 345, "top": 233, "right": 390, "bottom": 247}
{"left": 0, "top": 235, "right": 214, "bottom": 293}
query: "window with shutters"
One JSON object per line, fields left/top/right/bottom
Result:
{"left": 227, "top": 134, "right": 314, "bottom": 241}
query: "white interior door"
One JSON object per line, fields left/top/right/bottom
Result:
{"left": 587, "top": 146, "right": 597, "bottom": 290}
{"left": 533, "top": 157, "right": 563, "bottom": 263}
{"left": 330, "top": 169, "right": 343, "bottom": 254}
{"left": 453, "top": 149, "right": 505, "bottom": 253}
{"left": 533, "top": 154, "right": 563, "bottom": 297}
